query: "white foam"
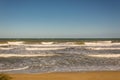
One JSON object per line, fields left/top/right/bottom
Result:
{"left": 0, "top": 44, "right": 9, "bottom": 46}
{"left": 85, "top": 41, "right": 120, "bottom": 46}
{"left": 87, "top": 47, "right": 120, "bottom": 50}
{"left": 25, "top": 44, "right": 58, "bottom": 47}
{"left": 24, "top": 44, "right": 83, "bottom": 47}
{"left": 41, "top": 42, "right": 54, "bottom": 45}
{"left": 0, "top": 54, "right": 59, "bottom": 58}
{"left": 88, "top": 54, "right": 120, "bottom": 58}
{"left": 26, "top": 47, "right": 66, "bottom": 50}
{"left": 0, "top": 66, "right": 29, "bottom": 72}
{"left": 112, "top": 43, "right": 120, "bottom": 45}
{"left": 0, "top": 48, "right": 13, "bottom": 50}
{"left": 85, "top": 41, "right": 112, "bottom": 46}
{"left": 8, "top": 41, "right": 24, "bottom": 45}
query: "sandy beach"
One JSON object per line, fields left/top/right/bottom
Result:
{"left": 10, "top": 71, "right": 120, "bottom": 80}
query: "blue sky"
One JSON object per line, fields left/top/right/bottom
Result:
{"left": 0, "top": 0, "right": 120, "bottom": 38}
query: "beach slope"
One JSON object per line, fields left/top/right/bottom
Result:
{"left": 10, "top": 71, "right": 120, "bottom": 80}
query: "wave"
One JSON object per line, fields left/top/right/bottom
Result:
{"left": 25, "top": 47, "right": 66, "bottom": 50}
{"left": 0, "top": 41, "right": 24, "bottom": 46}
{"left": 87, "top": 47, "right": 120, "bottom": 50}
{"left": 84, "top": 41, "right": 120, "bottom": 46}
{"left": 41, "top": 42, "right": 54, "bottom": 45}
{"left": 87, "top": 54, "right": 120, "bottom": 58}
{"left": 0, "top": 48, "right": 13, "bottom": 50}
{"left": 0, "top": 53, "right": 60, "bottom": 58}
{"left": 0, "top": 44, "right": 9, "bottom": 46}
{"left": 0, "top": 66, "right": 29, "bottom": 72}
{"left": 8, "top": 41, "right": 24, "bottom": 45}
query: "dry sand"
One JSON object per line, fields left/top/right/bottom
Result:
{"left": 10, "top": 71, "right": 120, "bottom": 80}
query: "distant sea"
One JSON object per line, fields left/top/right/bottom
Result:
{"left": 0, "top": 38, "right": 120, "bottom": 42}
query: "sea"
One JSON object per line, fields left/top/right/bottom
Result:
{"left": 0, "top": 38, "right": 120, "bottom": 73}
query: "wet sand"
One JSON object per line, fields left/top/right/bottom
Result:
{"left": 10, "top": 71, "right": 120, "bottom": 80}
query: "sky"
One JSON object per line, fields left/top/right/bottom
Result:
{"left": 0, "top": 0, "right": 120, "bottom": 38}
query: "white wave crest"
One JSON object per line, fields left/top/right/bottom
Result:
{"left": 0, "top": 48, "right": 13, "bottom": 50}
{"left": 26, "top": 47, "right": 66, "bottom": 50}
{"left": 0, "top": 66, "right": 29, "bottom": 72}
{"left": 0, "top": 54, "right": 59, "bottom": 58}
{"left": 41, "top": 42, "right": 54, "bottom": 45}
{"left": 0, "top": 44, "right": 9, "bottom": 46}
{"left": 87, "top": 47, "right": 120, "bottom": 50}
{"left": 87, "top": 54, "right": 120, "bottom": 58}
{"left": 8, "top": 41, "right": 24, "bottom": 45}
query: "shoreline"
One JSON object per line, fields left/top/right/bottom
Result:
{"left": 9, "top": 71, "right": 120, "bottom": 80}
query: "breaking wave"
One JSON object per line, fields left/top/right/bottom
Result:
{"left": 0, "top": 66, "right": 29, "bottom": 72}
{"left": 0, "top": 54, "right": 60, "bottom": 58}
{"left": 87, "top": 54, "right": 120, "bottom": 58}
{"left": 87, "top": 47, "right": 120, "bottom": 50}
{"left": 25, "top": 47, "right": 66, "bottom": 50}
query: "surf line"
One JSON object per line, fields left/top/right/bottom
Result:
{"left": 87, "top": 54, "right": 120, "bottom": 58}
{"left": 0, "top": 66, "right": 29, "bottom": 72}
{"left": 0, "top": 54, "right": 60, "bottom": 58}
